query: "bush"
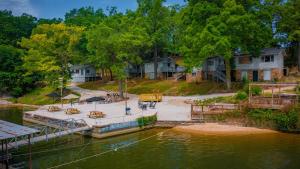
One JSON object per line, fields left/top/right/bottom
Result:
{"left": 251, "top": 86, "right": 262, "bottom": 96}
{"left": 137, "top": 114, "right": 157, "bottom": 127}
{"left": 235, "top": 91, "right": 248, "bottom": 101}
{"left": 273, "top": 110, "right": 298, "bottom": 130}
{"left": 247, "top": 109, "right": 299, "bottom": 130}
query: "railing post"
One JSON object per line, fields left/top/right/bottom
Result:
{"left": 45, "top": 127, "right": 48, "bottom": 142}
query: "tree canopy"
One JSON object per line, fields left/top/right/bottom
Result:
{"left": 0, "top": 0, "right": 299, "bottom": 96}
{"left": 20, "top": 23, "right": 84, "bottom": 87}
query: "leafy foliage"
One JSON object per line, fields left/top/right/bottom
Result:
{"left": 248, "top": 109, "right": 299, "bottom": 130}
{"left": 235, "top": 91, "right": 248, "bottom": 100}
{"left": 20, "top": 23, "right": 84, "bottom": 87}
{"left": 137, "top": 114, "right": 157, "bottom": 127}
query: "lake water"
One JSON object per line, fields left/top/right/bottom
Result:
{"left": 1, "top": 107, "right": 300, "bottom": 169}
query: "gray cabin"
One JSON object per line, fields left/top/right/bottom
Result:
{"left": 144, "top": 57, "right": 177, "bottom": 80}
{"left": 234, "top": 48, "right": 286, "bottom": 81}
{"left": 201, "top": 48, "right": 286, "bottom": 82}
{"left": 70, "top": 65, "right": 99, "bottom": 83}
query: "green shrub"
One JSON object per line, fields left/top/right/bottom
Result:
{"left": 235, "top": 91, "right": 248, "bottom": 101}
{"left": 273, "top": 110, "right": 298, "bottom": 130}
{"left": 251, "top": 86, "right": 262, "bottom": 96}
{"left": 137, "top": 114, "right": 157, "bottom": 127}
{"left": 247, "top": 109, "right": 299, "bottom": 130}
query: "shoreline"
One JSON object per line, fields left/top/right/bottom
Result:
{"left": 173, "top": 123, "right": 279, "bottom": 135}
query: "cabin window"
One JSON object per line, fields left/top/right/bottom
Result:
{"left": 86, "top": 69, "right": 90, "bottom": 74}
{"left": 207, "top": 60, "right": 214, "bottom": 66}
{"left": 261, "top": 55, "right": 274, "bottom": 63}
{"left": 75, "top": 69, "right": 79, "bottom": 74}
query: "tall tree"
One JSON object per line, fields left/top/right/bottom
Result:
{"left": 87, "top": 14, "right": 150, "bottom": 97}
{"left": 137, "top": 0, "right": 170, "bottom": 79}
{"left": 279, "top": 0, "right": 300, "bottom": 69}
{"left": 0, "top": 10, "right": 36, "bottom": 46}
{"left": 182, "top": 0, "right": 272, "bottom": 89}
{"left": 65, "top": 7, "right": 106, "bottom": 27}
{"left": 20, "top": 23, "right": 84, "bottom": 87}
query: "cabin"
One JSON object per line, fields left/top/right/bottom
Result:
{"left": 70, "top": 65, "right": 100, "bottom": 83}
{"left": 234, "top": 48, "right": 286, "bottom": 82}
{"left": 200, "top": 48, "right": 286, "bottom": 82}
{"left": 126, "top": 64, "right": 143, "bottom": 78}
{"left": 202, "top": 56, "right": 226, "bottom": 82}
{"left": 144, "top": 57, "right": 177, "bottom": 80}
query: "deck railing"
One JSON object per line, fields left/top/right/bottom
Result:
{"left": 191, "top": 103, "right": 240, "bottom": 120}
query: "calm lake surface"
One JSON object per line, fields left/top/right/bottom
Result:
{"left": 1, "top": 107, "right": 300, "bottom": 169}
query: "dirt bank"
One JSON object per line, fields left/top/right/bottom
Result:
{"left": 173, "top": 123, "right": 278, "bottom": 135}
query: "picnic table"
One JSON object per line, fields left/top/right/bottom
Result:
{"left": 88, "top": 111, "right": 105, "bottom": 119}
{"left": 65, "top": 108, "right": 80, "bottom": 115}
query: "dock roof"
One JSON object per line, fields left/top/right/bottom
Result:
{"left": 0, "top": 120, "right": 39, "bottom": 140}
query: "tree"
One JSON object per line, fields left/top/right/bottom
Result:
{"left": 20, "top": 23, "right": 84, "bottom": 87}
{"left": 182, "top": 0, "right": 272, "bottom": 89}
{"left": 136, "top": 0, "right": 170, "bottom": 79}
{"left": 87, "top": 14, "right": 150, "bottom": 97}
{"left": 278, "top": 0, "right": 300, "bottom": 69}
{"left": 0, "top": 10, "right": 36, "bottom": 46}
{"left": 0, "top": 10, "right": 38, "bottom": 96}
{"left": 65, "top": 7, "right": 106, "bottom": 27}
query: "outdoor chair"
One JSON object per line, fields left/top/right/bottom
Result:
{"left": 125, "top": 107, "right": 131, "bottom": 115}
{"left": 149, "top": 102, "right": 156, "bottom": 109}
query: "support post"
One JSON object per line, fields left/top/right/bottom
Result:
{"left": 248, "top": 84, "right": 251, "bottom": 104}
{"left": 28, "top": 135, "right": 32, "bottom": 169}
{"left": 272, "top": 85, "right": 274, "bottom": 108}
{"left": 5, "top": 140, "right": 8, "bottom": 169}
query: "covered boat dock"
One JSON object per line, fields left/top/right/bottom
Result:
{"left": 0, "top": 120, "right": 39, "bottom": 169}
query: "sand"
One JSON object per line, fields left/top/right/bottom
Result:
{"left": 173, "top": 123, "right": 278, "bottom": 135}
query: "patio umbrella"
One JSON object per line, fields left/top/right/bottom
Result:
{"left": 46, "top": 92, "right": 60, "bottom": 103}
{"left": 86, "top": 97, "right": 105, "bottom": 110}
{"left": 86, "top": 97, "right": 105, "bottom": 103}
{"left": 63, "top": 94, "right": 80, "bottom": 107}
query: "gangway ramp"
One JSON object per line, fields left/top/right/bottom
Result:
{"left": 6, "top": 118, "right": 91, "bottom": 149}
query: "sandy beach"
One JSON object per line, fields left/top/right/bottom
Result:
{"left": 173, "top": 123, "right": 278, "bottom": 135}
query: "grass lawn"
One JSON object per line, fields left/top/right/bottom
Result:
{"left": 78, "top": 79, "right": 241, "bottom": 96}
{"left": 9, "top": 87, "right": 80, "bottom": 105}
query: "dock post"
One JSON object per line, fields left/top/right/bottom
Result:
{"left": 5, "top": 139, "right": 8, "bottom": 169}
{"left": 28, "top": 135, "right": 32, "bottom": 169}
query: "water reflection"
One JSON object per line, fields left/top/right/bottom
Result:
{"left": 1, "top": 108, "right": 300, "bottom": 169}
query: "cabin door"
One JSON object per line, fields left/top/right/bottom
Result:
{"left": 253, "top": 70, "right": 259, "bottom": 82}
{"left": 263, "top": 70, "right": 271, "bottom": 81}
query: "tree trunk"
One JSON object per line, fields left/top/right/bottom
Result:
{"left": 297, "top": 41, "right": 300, "bottom": 71}
{"left": 225, "top": 58, "right": 231, "bottom": 90}
{"left": 118, "top": 80, "right": 124, "bottom": 99}
{"left": 101, "top": 68, "right": 105, "bottom": 80}
{"left": 109, "top": 69, "right": 113, "bottom": 81}
{"left": 154, "top": 45, "right": 158, "bottom": 80}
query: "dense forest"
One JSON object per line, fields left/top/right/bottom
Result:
{"left": 0, "top": 0, "right": 299, "bottom": 97}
